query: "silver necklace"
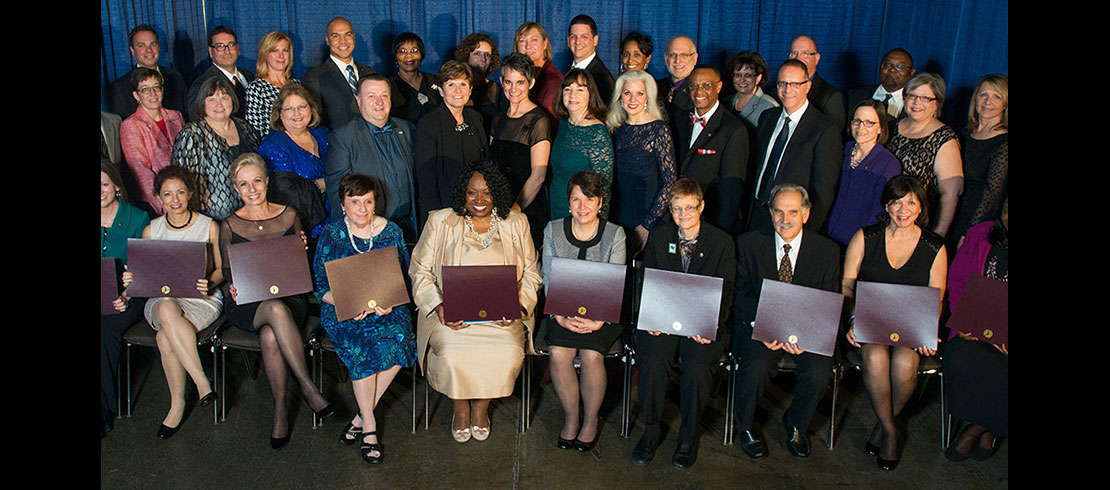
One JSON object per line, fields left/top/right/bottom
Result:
{"left": 464, "top": 211, "right": 499, "bottom": 249}
{"left": 345, "top": 216, "right": 375, "bottom": 254}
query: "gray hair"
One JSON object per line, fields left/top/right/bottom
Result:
{"left": 769, "top": 183, "right": 811, "bottom": 209}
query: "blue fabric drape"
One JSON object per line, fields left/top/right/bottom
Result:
{"left": 102, "top": 0, "right": 1006, "bottom": 127}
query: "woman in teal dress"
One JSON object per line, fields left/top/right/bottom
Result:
{"left": 313, "top": 174, "right": 416, "bottom": 465}
{"left": 549, "top": 68, "right": 613, "bottom": 220}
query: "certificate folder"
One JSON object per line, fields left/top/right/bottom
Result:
{"left": 125, "top": 239, "right": 206, "bottom": 299}
{"left": 543, "top": 257, "right": 626, "bottom": 323}
{"left": 441, "top": 265, "right": 521, "bottom": 323}
{"left": 227, "top": 234, "right": 313, "bottom": 305}
{"left": 752, "top": 279, "right": 844, "bottom": 357}
{"left": 324, "top": 245, "right": 410, "bottom": 321}
{"left": 853, "top": 281, "right": 941, "bottom": 350}
{"left": 946, "top": 274, "right": 1008, "bottom": 346}
{"left": 101, "top": 258, "right": 120, "bottom": 315}
{"left": 636, "top": 267, "right": 723, "bottom": 341}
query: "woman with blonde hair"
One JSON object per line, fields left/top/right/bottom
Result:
{"left": 245, "top": 31, "right": 298, "bottom": 137}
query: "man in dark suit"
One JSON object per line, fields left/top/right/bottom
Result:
{"left": 673, "top": 66, "right": 749, "bottom": 234}
{"left": 324, "top": 75, "right": 418, "bottom": 241}
{"left": 731, "top": 184, "right": 841, "bottom": 460}
{"left": 656, "top": 36, "right": 697, "bottom": 126}
{"left": 302, "top": 17, "right": 377, "bottom": 130}
{"left": 566, "top": 14, "right": 615, "bottom": 103}
{"left": 845, "top": 48, "right": 916, "bottom": 134}
{"left": 787, "top": 35, "right": 846, "bottom": 136}
{"left": 106, "top": 25, "right": 188, "bottom": 118}
{"left": 185, "top": 26, "right": 255, "bottom": 121}
{"left": 748, "top": 59, "right": 841, "bottom": 236}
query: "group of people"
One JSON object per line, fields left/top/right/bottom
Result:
{"left": 101, "top": 13, "right": 1008, "bottom": 472}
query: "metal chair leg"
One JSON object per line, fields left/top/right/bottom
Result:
{"left": 939, "top": 371, "right": 947, "bottom": 450}
{"left": 519, "top": 356, "right": 529, "bottom": 433}
{"left": 411, "top": 365, "right": 417, "bottom": 434}
{"left": 310, "top": 343, "right": 319, "bottom": 429}
{"left": 220, "top": 345, "right": 227, "bottom": 421}
{"left": 620, "top": 347, "right": 632, "bottom": 438}
{"left": 125, "top": 343, "right": 133, "bottom": 417}
{"left": 424, "top": 371, "right": 430, "bottom": 430}
{"left": 723, "top": 357, "right": 736, "bottom": 446}
{"left": 211, "top": 344, "right": 219, "bottom": 424}
{"left": 827, "top": 364, "right": 841, "bottom": 450}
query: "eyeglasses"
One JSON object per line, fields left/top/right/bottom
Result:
{"left": 210, "top": 42, "right": 238, "bottom": 52}
{"left": 850, "top": 118, "right": 878, "bottom": 128}
{"left": 396, "top": 47, "right": 420, "bottom": 55}
{"left": 776, "top": 80, "right": 810, "bottom": 90}
{"left": 905, "top": 93, "right": 937, "bottom": 103}
{"left": 672, "top": 204, "right": 701, "bottom": 215}
{"left": 733, "top": 72, "right": 757, "bottom": 80}
{"left": 689, "top": 82, "right": 718, "bottom": 92}
{"left": 880, "top": 62, "right": 912, "bottom": 71}
{"left": 136, "top": 85, "right": 164, "bottom": 95}
{"left": 281, "top": 104, "right": 309, "bottom": 114}
{"left": 789, "top": 50, "right": 817, "bottom": 58}
{"left": 664, "top": 52, "right": 696, "bottom": 61}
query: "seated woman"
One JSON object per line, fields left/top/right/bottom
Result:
{"left": 606, "top": 70, "right": 677, "bottom": 253}
{"left": 389, "top": 32, "right": 442, "bottom": 124}
{"left": 549, "top": 69, "right": 613, "bottom": 221}
{"left": 257, "top": 83, "right": 330, "bottom": 237}
{"left": 219, "top": 153, "right": 333, "bottom": 448}
{"left": 943, "top": 196, "right": 1008, "bottom": 462}
{"left": 120, "top": 67, "right": 186, "bottom": 215}
{"left": 491, "top": 53, "right": 554, "bottom": 249}
{"left": 120, "top": 165, "right": 222, "bottom": 439}
{"left": 245, "top": 31, "right": 298, "bottom": 138}
{"left": 313, "top": 174, "right": 416, "bottom": 464}
{"left": 824, "top": 99, "right": 902, "bottom": 247}
{"left": 453, "top": 33, "right": 502, "bottom": 135}
{"left": 513, "top": 21, "right": 562, "bottom": 120}
{"left": 172, "top": 76, "right": 261, "bottom": 221}
{"left": 619, "top": 32, "right": 653, "bottom": 74}
{"left": 953, "top": 74, "right": 1008, "bottom": 244}
{"left": 723, "top": 51, "right": 779, "bottom": 132}
{"left": 541, "top": 170, "right": 626, "bottom": 452}
{"left": 844, "top": 175, "right": 947, "bottom": 471}
{"left": 415, "top": 60, "right": 489, "bottom": 222}
{"left": 409, "top": 160, "right": 542, "bottom": 443}
{"left": 631, "top": 178, "right": 735, "bottom": 468}
{"left": 101, "top": 159, "right": 151, "bottom": 437}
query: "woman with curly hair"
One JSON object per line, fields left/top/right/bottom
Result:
{"left": 454, "top": 33, "right": 501, "bottom": 134}
{"left": 409, "top": 160, "right": 542, "bottom": 444}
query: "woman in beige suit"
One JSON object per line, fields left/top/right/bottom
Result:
{"left": 409, "top": 160, "right": 542, "bottom": 444}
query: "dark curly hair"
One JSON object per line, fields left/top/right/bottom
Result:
{"left": 153, "top": 165, "right": 201, "bottom": 211}
{"left": 449, "top": 160, "right": 514, "bottom": 220}
{"left": 454, "top": 33, "right": 501, "bottom": 74}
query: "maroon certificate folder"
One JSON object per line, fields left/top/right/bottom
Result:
{"left": 946, "top": 274, "right": 1008, "bottom": 346}
{"left": 542, "top": 257, "right": 626, "bottom": 323}
{"left": 101, "top": 258, "right": 120, "bottom": 315}
{"left": 324, "top": 245, "right": 410, "bottom": 321}
{"left": 227, "top": 234, "right": 313, "bottom": 305}
{"left": 636, "top": 267, "right": 724, "bottom": 341}
{"left": 125, "top": 239, "right": 206, "bottom": 298}
{"left": 441, "top": 265, "right": 521, "bottom": 324}
{"left": 752, "top": 279, "right": 844, "bottom": 357}
{"left": 853, "top": 281, "right": 941, "bottom": 350}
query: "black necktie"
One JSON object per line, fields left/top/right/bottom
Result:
{"left": 758, "top": 116, "right": 790, "bottom": 203}
{"left": 882, "top": 93, "right": 894, "bottom": 117}
{"left": 232, "top": 75, "right": 246, "bottom": 116}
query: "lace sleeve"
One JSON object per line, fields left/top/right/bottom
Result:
{"left": 968, "top": 139, "right": 1008, "bottom": 227}
{"left": 643, "top": 123, "right": 677, "bottom": 229}
{"left": 587, "top": 125, "right": 615, "bottom": 219}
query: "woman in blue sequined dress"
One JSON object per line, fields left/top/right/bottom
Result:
{"left": 257, "top": 83, "right": 330, "bottom": 236}
{"left": 313, "top": 174, "right": 416, "bottom": 465}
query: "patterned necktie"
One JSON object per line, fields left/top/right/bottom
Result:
{"left": 758, "top": 116, "right": 790, "bottom": 203}
{"left": 882, "top": 93, "right": 895, "bottom": 117}
{"left": 778, "top": 243, "right": 793, "bottom": 283}
{"left": 346, "top": 65, "right": 358, "bottom": 94}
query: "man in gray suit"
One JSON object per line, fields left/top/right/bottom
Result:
{"left": 324, "top": 75, "right": 418, "bottom": 241}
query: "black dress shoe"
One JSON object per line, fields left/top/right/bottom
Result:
{"left": 199, "top": 391, "right": 217, "bottom": 407}
{"left": 157, "top": 423, "right": 180, "bottom": 440}
{"left": 557, "top": 436, "right": 574, "bottom": 450}
{"left": 340, "top": 423, "right": 362, "bottom": 445}
{"left": 671, "top": 440, "right": 697, "bottom": 468}
{"left": 630, "top": 434, "right": 659, "bottom": 465}
{"left": 877, "top": 455, "right": 899, "bottom": 470}
{"left": 969, "top": 444, "right": 995, "bottom": 461}
{"left": 737, "top": 429, "right": 767, "bottom": 460}
{"left": 305, "top": 395, "right": 335, "bottom": 421}
{"left": 944, "top": 446, "right": 970, "bottom": 462}
{"left": 271, "top": 434, "right": 290, "bottom": 449}
{"left": 864, "top": 440, "right": 880, "bottom": 456}
{"left": 574, "top": 437, "right": 597, "bottom": 452}
{"left": 783, "top": 419, "right": 810, "bottom": 458}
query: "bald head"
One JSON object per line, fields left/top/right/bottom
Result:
{"left": 788, "top": 35, "right": 820, "bottom": 76}
{"left": 664, "top": 36, "right": 698, "bottom": 80}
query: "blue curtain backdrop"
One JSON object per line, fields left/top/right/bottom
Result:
{"left": 101, "top": 0, "right": 1007, "bottom": 127}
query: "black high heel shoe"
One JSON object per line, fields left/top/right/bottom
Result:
{"left": 340, "top": 423, "right": 362, "bottom": 445}
{"left": 361, "top": 431, "right": 383, "bottom": 464}
{"left": 271, "top": 433, "right": 290, "bottom": 449}
{"left": 199, "top": 391, "right": 218, "bottom": 407}
{"left": 557, "top": 436, "right": 574, "bottom": 450}
{"left": 876, "top": 429, "right": 899, "bottom": 470}
{"left": 157, "top": 423, "right": 180, "bottom": 440}
{"left": 305, "top": 395, "right": 335, "bottom": 421}
{"left": 865, "top": 441, "right": 880, "bottom": 456}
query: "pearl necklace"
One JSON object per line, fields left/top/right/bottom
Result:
{"left": 345, "top": 216, "right": 375, "bottom": 254}
{"left": 464, "top": 211, "right": 499, "bottom": 249}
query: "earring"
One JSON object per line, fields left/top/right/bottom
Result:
{"left": 115, "top": 190, "right": 121, "bottom": 197}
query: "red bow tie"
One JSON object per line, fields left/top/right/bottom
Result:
{"left": 689, "top": 113, "right": 706, "bottom": 127}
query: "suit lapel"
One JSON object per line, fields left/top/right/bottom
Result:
{"left": 760, "top": 233, "right": 779, "bottom": 279}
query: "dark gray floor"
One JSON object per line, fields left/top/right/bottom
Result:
{"left": 101, "top": 347, "right": 1008, "bottom": 489}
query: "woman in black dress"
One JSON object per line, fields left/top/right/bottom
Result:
{"left": 953, "top": 74, "right": 1007, "bottom": 243}
{"left": 219, "top": 153, "right": 334, "bottom": 448}
{"left": 843, "top": 175, "right": 947, "bottom": 470}
{"left": 490, "top": 53, "right": 553, "bottom": 248}
{"left": 389, "top": 32, "right": 441, "bottom": 124}
{"left": 454, "top": 33, "right": 502, "bottom": 135}
{"left": 415, "top": 60, "right": 489, "bottom": 223}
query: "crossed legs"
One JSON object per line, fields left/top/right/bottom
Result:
{"left": 152, "top": 299, "right": 213, "bottom": 429}
{"left": 251, "top": 299, "right": 328, "bottom": 439}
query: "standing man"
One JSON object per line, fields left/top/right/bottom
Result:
{"left": 846, "top": 48, "right": 916, "bottom": 129}
{"left": 323, "top": 75, "right": 418, "bottom": 241}
{"left": 566, "top": 14, "right": 615, "bottom": 103}
{"left": 731, "top": 184, "right": 841, "bottom": 460}
{"left": 673, "top": 66, "right": 749, "bottom": 234}
{"left": 107, "top": 25, "right": 188, "bottom": 118}
{"left": 787, "top": 35, "right": 846, "bottom": 136}
{"left": 303, "top": 17, "right": 377, "bottom": 130}
{"left": 656, "top": 36, "right": 698, "bottom": 125}
{"left": 185, "top": 26, "right": 255, "bottom": 120}
{"left": 748, "top": 60, "right": 841, "bottom": 235}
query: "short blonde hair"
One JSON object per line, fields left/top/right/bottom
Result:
{"left": 229, "top": 152, "right": 268, "bottom": 181}
{"left": 255, "top": 31, "right": 293, "bottom": 80}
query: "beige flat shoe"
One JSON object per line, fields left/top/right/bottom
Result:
{"left": 452, "top": 414, "right": 471, "bottom": 443}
